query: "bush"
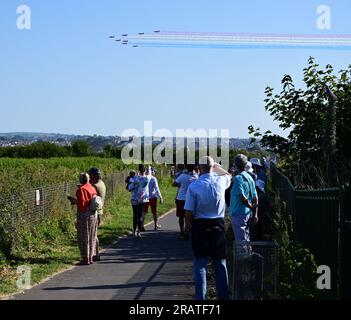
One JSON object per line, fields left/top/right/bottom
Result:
{"left": 269, "top": 190, "right": 320, "bottom": 299}
{"left": 58, "top": 213, "right": 76, "bottom": 237}
{"left": 0, "top": 205, "right": 20, "bottom": 259}
{"left": 249, "top": 58, "right": 351, "bottom": 187}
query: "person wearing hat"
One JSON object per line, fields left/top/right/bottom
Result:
{"left": 184, "top": 156, "right": 232, "bottom": 300}
{"left": 245, "top": 161, "right": 257, "bottom": 181}
{"left": 250, "top": 158, "right": 268, "bottom": 185}
{"left": 75, "top": 173, "right": 98, "bottom": 265}
{"left": 230, "top": 154, "right": 259, "bottom": 242}
{"left": 88, "top": 167, "right": 106, "bottom": 262}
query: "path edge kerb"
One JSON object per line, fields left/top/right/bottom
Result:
{"left": 2, "top": 208, "right": 175, "bottom": 301}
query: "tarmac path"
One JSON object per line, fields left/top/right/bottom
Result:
{"left": 13, "top": 210, "right": 194, "bottom": 300}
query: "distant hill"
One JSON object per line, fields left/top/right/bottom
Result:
{"left": 0, "top": 132, "right": 56, "bottom": 137}
{"left": 0, "top": 132, "right": 256, "bottom": 152}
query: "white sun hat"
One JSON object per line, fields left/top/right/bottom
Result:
{"left": 245, "top": 161, "right": 254, "bottom": 173}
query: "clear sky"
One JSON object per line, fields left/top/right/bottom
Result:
{"left": 0, "top": 0, "right": 350, "bottom": 138}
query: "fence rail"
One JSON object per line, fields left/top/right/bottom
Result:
{"left": 271, "top": 164, "right": 350, "bottom": 299}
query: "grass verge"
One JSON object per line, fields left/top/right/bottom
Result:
{"left": 0, "top": 178, "right": 175, "bottom": 298}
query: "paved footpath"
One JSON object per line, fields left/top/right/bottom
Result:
{"left": 13, "top": 210, "right": 194, "bottom": 300}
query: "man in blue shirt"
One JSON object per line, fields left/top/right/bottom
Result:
{"left": 184, "top": 156, "right": 232, "bottom": 301}
{"left": 230, "top": 154, "right": 259, "bottom": 242}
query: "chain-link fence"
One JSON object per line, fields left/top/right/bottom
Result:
{"left": 0, "top": 167, "right": 170, "bottom": 259}
{"left": 0, "top": 167, "right": 171, "bottom": 229}
{"left": 0, "top": 171, "right": 129, "bottom": 230}
{"left": 232, "top": 241, "right": 279, "bottom": 300}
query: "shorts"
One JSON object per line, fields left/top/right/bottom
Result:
{"left": 176, "top": 199, "right": 186, "bottom": 218}
{"left": 143, "top": 197, "right": 158, "bottom": 214}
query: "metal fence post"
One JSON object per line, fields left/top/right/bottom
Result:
{"left": 337, "top": 186, "right": 344, "bottom": 300}
{"left": 42, "top": 188, "right": 45, "bottom": 218}
{"left": 11, "top": 193, "right": 18, "bottom": 227}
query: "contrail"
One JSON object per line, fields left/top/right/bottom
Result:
{"left": 112, "top": 31, "right": 351, "bottom": 50}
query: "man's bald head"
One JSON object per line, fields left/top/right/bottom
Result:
{"left": 199, "top": 156, "right": 215, "bottom": 174}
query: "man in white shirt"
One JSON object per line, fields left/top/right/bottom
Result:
{"left": 184, "top": 156, "right": 232, "bottom": 300}
{"left": 172, "top": 164, "right": 198, "bottom": 237}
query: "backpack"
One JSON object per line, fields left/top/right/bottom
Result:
{"left": 125, "top": 176, "right": 133, "bottom": 191}
{"left": 89, "top": 195, "right": 103, "bottom": 212}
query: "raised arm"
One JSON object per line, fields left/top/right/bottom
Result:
{"left": 154, "top": 177, "right": 163, "bottom": 202}
{"left": 213, "top": 163, "right": 232, "bottom": 179}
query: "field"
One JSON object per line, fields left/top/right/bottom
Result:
{"left": 0, "top": 157, "right": 176, "bottom": 297}
{"left": 0, "top": 157, "right": 131, "bottom": 192}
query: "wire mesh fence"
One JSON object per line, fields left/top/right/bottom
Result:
{"left": 0, "top": 167, "right": 171, "bottom": 229}
{"left": 0, "top": 171, "right": 130, "bottom": 230}
{"left": 232, "top": 241, "right": 280, "bottom": 300}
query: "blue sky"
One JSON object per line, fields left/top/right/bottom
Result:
{"left": 0, "top": 0, "right": 350, "bottom": 138}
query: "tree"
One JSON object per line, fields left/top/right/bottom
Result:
{"left": 249, "top": 57, "right": 351, "bottom": 187}
{"left": 71, "top": 140, "right": 94, "bottom": 157}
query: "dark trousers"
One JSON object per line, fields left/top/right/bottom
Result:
{"left": 132, "top": 204, "right": 144, "bottom": 232}
{"left": 190, "top": 218, "right": 228, "bottom": 300}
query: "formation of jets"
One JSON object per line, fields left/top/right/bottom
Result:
{"left": 109, "top": 30, "right": 161, "bottom": 47}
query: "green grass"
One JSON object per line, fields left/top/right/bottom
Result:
{"left": 0, "top": 157, "right": 129, "bottom": 194}
{"left": 0, "top": 177, "right": 176, "bottom": 298}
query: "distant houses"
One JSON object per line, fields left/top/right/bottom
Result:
{"left": 0, "top": 133, "right": 255, "bottom": 152}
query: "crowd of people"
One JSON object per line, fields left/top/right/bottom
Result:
{"left": 68, "top": 154, "right": 271, "bottom": 300}
{"left": 170, "top": 154, "right": 271, "bottom": 300}
{"left": 125, "top": 164, "right": 163, "bottom": 238}
{"left": 68, "top": 168, "right": 106, "bottom": 266}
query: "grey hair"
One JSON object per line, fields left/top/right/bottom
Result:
{"left": 234, "top": 154, "right": 248, "bottom": 171}
{"left": 79, "top": 173, "right": 90, "bottom": 185}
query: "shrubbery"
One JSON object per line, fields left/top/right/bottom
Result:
{"left": 249, "top": 57, "right": 351, "bottom": 187}
{"left": 0, "top": 141, "right": 95, "bottom": 159}
{"left": 268, "top": 189, "right": 320, "bottom": 299}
